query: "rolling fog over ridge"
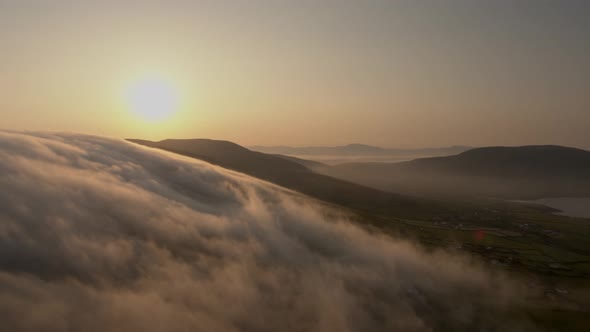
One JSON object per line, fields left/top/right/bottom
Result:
{"left": 0, "top": 131, "right": 534, "bottom": 331}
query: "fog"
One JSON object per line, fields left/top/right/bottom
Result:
{"left": 284, "top": 154, "right": 418, "bottom": 165}
{"left": 0, "top": 131, "right": 534, "bottom": 331}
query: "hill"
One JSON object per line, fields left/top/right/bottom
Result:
{"left": 249, "top": 144, "right": 471, "bottom": 157}
{"left": 316, "top": 145, "right": 590, "bottom": 199}
{"left": 127, "top": 138, "right": 442, "bottom": 217}
{"left": 126, "top": 138, "right": 590, "bottom": 323}
{"left": 272, "top": 154, "right": 326, "bottom": 169}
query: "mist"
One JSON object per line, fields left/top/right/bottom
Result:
{"left": 0, "top": 131, "right": 534, "bottom": 331}
{"left": 315, "top": 146, "right": 590, "bottom": 199}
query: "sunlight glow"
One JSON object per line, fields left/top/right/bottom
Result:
{"left": 126, "top": 77, "right": 179, "bottom": 122}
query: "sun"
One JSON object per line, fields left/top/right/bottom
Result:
{"left": 125, "top": 76, "right": 179, "bottom": 122}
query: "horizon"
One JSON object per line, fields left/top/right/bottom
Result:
{"left": 247, "top": 142, "right": 590, "bottom": 151}
{"left": 120, "top": 135, "right": 590, "bottom": 151}
{"left": 5, "top": 128, "right": 589, "bottom": 151}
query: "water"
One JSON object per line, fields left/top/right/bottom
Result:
{"left": 530, "top": 197, "right": 590, "bottom": 219}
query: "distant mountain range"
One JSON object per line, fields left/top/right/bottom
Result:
{"left": 127, "top": 138, "right": 443, "bottom": 217}
{"left": 249, "top": 144, "right": 472, "bottom": 157}
{"left": 315, "top": 145, "right": 590, "bottom": 199}
{"left": 129, "top": 138, "right": 590, "bottom": 204}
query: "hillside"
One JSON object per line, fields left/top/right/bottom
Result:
{"left": 250, "top": 144, "right": 471, "bottom": 157}
{"left": 127, "top": 138, "right": 442, "bottom": 217}
{"left": 316, "top": 145, "right": 590, "bottom": 199}
{"left": 272, "top": 154, "right": 326, "bottom": 169}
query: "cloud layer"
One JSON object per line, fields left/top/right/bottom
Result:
{"left": 0, "top": 131, "right": 532, "bottom": 331}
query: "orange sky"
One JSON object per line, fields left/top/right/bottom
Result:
{"left": 1, "top": 1, "right": 589, "bottom": 148}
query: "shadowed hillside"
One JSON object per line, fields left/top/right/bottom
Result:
{"left": 316, "top": 145, "right": 590, "bottom": 199}
{"left": 272, "top": 154, "right": 326, "bottom": 169}
{"left": 127, "top": 139, "right": 444, "bottom": 217}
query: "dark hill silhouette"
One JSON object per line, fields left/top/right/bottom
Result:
{"left": 272, "top": 154, "right": 325, "bottom": 169}
{"left": 129, "top": 138, "right": 308, "bottom": 177}
{"left": 407, "top": 145, "right": 590, "bottom": 176}
{"left": 316, "top": 145, "right": 590, "bottom": 199}
{"left": 127, "top": 138, "right": 444, "bottom": 217}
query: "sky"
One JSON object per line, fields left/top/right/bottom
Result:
{"left": 1, "top": 0, "right": 589, "bottom": 148}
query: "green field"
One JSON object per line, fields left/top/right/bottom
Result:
{"left": 347, "top": 198, "right": 590, "bottom": 331}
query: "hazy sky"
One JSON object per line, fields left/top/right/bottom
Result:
{"left": 1, "top": 0, "right": 589, "bottom": 148}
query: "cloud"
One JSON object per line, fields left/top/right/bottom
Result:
{"left": 0, "top": 131, "right": 533, "bottom": 331}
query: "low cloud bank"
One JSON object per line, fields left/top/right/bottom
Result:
{"left": 0, "top": 131, "right": 532, "bottom": 331}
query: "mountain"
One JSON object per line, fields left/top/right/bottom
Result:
{"left": 272, "top": 154, "right": 326, "bottom": 169}
{"left": 128, "top": 138, "right": 308, "bottom": 176}
{"left": 316, "top": 145, "right": 590, "bottom": 199}
{"left": 249, "top": 144, "right": 472, "bottom": 157}
{"left": 127, "top": 139, "right": 443, "bottom": 217}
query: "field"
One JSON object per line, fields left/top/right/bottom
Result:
{"left": 348, "top": 198, "right": 590, "bottom": 331}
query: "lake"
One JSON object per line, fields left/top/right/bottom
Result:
{"left": 528, "top": 197, "right": 590, "bottom": 219}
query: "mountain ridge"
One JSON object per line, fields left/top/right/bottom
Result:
{"left": 249, "top": 144, "right": 472, "bottom": 156}
{"left": 126, "top": 138, "right": 444, "bottom": 217}
{"left": 316, "top": 145, "right": 590, "bottom": 199}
